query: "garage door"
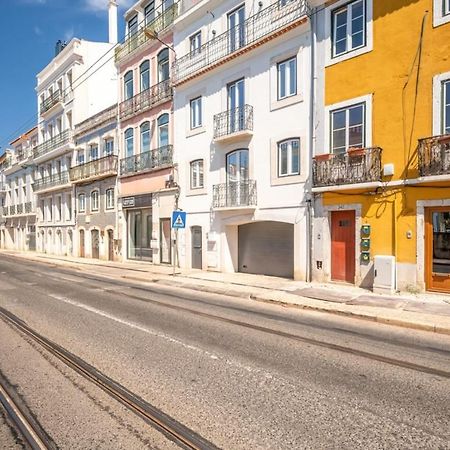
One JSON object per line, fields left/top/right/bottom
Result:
{"left": 238, "top": 221, "right": 294, "bottom": 278}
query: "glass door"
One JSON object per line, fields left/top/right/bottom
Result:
{"left": 128, "top": 209, "right": 153, "bottom": 261}
{"left": 228, "top": 5, "right": 245, "bottom": 53}
{"left": 226, "top": 149, "right": 249, "bottom": 207}
{"left": 227, "top": 78, "right": 245, "bottom": 134}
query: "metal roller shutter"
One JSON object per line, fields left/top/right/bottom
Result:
{"left": 238, "top": 221, "right": 294, "bottom": 278}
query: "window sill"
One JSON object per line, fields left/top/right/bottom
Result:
{"left": 186, "top": 126, "right": 206, "bottom": 138}
{"left": 186, "top": 187, "right": 207, "bottom": 197}
{"left": 270, "top": 93, "right": 303, "bottom": 112}
{"left": 271, "top": 173, "right": 305, "bottom": 186}
{"left": 433, "top": 13, "right": 450, "bottom": 27}
{"left": 326, "top": 45, "right": 372, "bottom": 67}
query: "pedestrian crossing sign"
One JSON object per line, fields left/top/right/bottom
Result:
{"left": 171, "top": 210, "right": 186, "bottom": 229}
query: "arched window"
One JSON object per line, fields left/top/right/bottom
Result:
{"left": 124, "top": 128, "right": 134, "bottom": 157}
{"left": 157, "top": 114, "right": 169, "bottom": 147}
{"left": 140, "top": 122, "right": 150, "bottom": 153}
{"left": 105, "top": 188, "right": 115, "bottom": 210}
{"left": 157, "top": 49, "right": 169, "bottom": 82}
{"left": 226, "top": 149, "right": 249, "bottom": 183}
{"left": 124, "top": 71, "right": 133, "bottom": 100}
{"left": 91, "top": 190, "right": 99, "bottom": 212}
{"left": 140, "top": 60, "right": 150, "bottom": 91}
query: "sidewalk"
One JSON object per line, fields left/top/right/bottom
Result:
{"left": 2, "top": 249, "right": 450, "bottom": 335}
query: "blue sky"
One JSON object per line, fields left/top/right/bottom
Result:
{"left": 0, "top": 0, "right": 132, "bottom": 154}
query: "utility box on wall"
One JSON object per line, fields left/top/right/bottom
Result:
{"left": 373, "top": 255, "right": 396, "bottom": 294}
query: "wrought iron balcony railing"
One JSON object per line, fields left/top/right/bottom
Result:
{"left": 9, "top": 205, "right": 16, "bottom": 216}
{"left": 213, "top": 105, "right": 253, "bottom": 140}
{"left": 40, "top": 90, "right": 63, "bottom": 114}
{"left": 70, "top": 155, "right": 118, "bottom": 183}
{"left": 24, "top": 202, "right": 33, "bottom": 214}
{"left": 0, "top": 183, "right": 5, "bottom": 192}
{"left": 119, "top": 80, "right": 172, "bottom": 120}
{"left": 418, "top": 134, "right": 450, "bottom": 177}
{"left": 33, "top": 171, "right": 69, "bottom": 192}
{"left": 212, "top": 180, "right": 257, "bottom": 209}
{"left": 75, "top": 105, "right": 117, "bottom": 137}
{"left": 115, "top": 2, "right": 179, "bottom": 64}
{"left": 16, "top": 204, "right": 23, "bottom": 214}
{"left": 120, "top": 145, "right": 173, "bottom": 176}
{"left": 313, "top": 147, "right": 383, "bottom": 188}
{"left": 33, "top": 130, "right": 73, "bottom": 159}
{"left": 173, "top": 0, "right": 309, "bottom": 83}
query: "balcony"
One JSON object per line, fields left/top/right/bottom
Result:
{"left": 115, "top": 2, "right": 179, "bottom": 64}
{"left": 120, "top": 145, "right": 173, "bottom": 176}
{"left": 213, "top": 105, "right": 253, "bottom": 142}
{"left": 33, "top": 171, "right": 70, "bottom": 193}
{"left": 33, "top": 130, "right": 73, "bottom": 160}
{"left": 173, "top": 0, "right": 309, "bottom": 84}
{"left": 16, "top": 204, "right": 23, "bottom": 215}
{"left": 9, "top": 205, "right": 16, "bottom": 216}
{"left": 313, "top": 147, "right": 383, "bottom": 188}
{"left": 75, "top": 105, "right": 117, "bottom": 137}
{"left": 40, "top": 90, "right": 64, "bottom": 115}
{"left": 418, "top": 134, "right": 450, "bottom": 177}
{"left": 70, "top": 155, "right": 118, "bottom": 183}
{"left": 119, "top": 80, "right": 172, "bottom": 121}
{"left": 24, "top": 202, "right": 33, "bottom": 214}
{"left": 212, "top": 180, "right": 257, "bottom": 210}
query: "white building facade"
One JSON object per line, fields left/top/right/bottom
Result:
{"left": 173, "top": 0, "right": 312, "bottom": 279}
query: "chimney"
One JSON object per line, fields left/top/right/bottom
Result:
{"left": 108, "top": 0, "right": 118, "bottom": 45}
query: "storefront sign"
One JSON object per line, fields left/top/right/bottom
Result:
{"left": 122, "top": 197, "right": 135, "bottom": 208}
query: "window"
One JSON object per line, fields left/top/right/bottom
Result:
{"left": 67, "top": 194, "right": 72, "bottom": 221}
{"left": 40, "top": 200, "right": 45, "bottom": 221}
{"left": 277, "top": 57, "right": 297, "bottom": 100}
{"left": 56, "top": 196, "right": 62, "bottom": 221}
{"left": 124, "top": 71, "right": 134, "bottom": 100}
{"left": 332, "top": 0, "right": 365, "bottom": 57}
{"left": 190, "top": 160, "right": 204, "bottom": 189}
{"left": 278, "top": 139, "right": 300, "bottom": 177}
{"left": 106, "top": 188, "right": 115, "bottom": 210}
{"left": 78, "top": 194, "right": 85, "bottom": 213}
{"left": 228, "top": 5, "right": 245, "bottom": 52}
{"left": 445, "top": 0, "right": 450, "bottom": 15}
{"left": 190, "top": 31, "right": 201, "bottom": 54}
{"left": 78, "top": 150, "right": 85, "bottom": 165}
{"left": 125, "top": 128, "right": 134, "bottom": 157}
{"left": 104, "top": 139, "right": 114, "bottom": 156}
{"left": 443, "top": 80, "right": 450, "bottom": 134}
{"left": 144, "top": 1, "right": 155, "bottom": 23}
{"left": 90, "top": 144, "right": 99, "bottom": 161}
{"left": 91, "top": 191, "right": 99, "bottom": 212}
{"left": 157, "top": 49, "right": 169, "bottom": 82}
{"left": 190, "top": 97, "right": 202, "bottom": 129}
{"left": 331, "top": 103, "right": 365, "bottom": 153}
{"left": 128, "top": 15, "right": 138, "bottom": 36}
{"left": 141, "top": 122, "right": 151, "bottom": 153}
{"left": 157, "top": 114, "right": 169, "bottom": 147}
{"left": 140, "top": 60, "right": 150, "bottom": 91}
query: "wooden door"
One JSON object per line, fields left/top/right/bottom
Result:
{"left": 79, "top": 230, "right": 85, "bottom": 258}
{"left": 331, "top": 210, "right": 356, "bottom": 283}
{"left": 91, "top": 230, "right": 100, "bottom": 259}
{"left": 108, "top": 230, "right": 114, "bottom": 261}
{"left": 425, "top": 207, "right": 450, "bottom": 293}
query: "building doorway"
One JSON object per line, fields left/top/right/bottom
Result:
{"left": 128, "top": 208, "right": 152, "bottom": 261}
{"left": 79, "top": 230, "right": 85, "bottom": 257}
{"left": 160, "top": 218, "right": 171, "bottom": 264}
{"left": 91, "top": 229, "right": 100, "bottom": 259}
{"left": 191, "top": 226, "right": 202, "bottom": 269}
{"left": 108, "top": 229, "right": 114, "bottom": 261}
{"left": 331, "top": 210, "right": 355, "bottom": 283}
{"left": 426, "top": 207, "right": 450, "bottom": 293}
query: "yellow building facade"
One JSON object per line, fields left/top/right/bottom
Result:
{"left": 312, "top": 0, "right": 450, "bottom": 293}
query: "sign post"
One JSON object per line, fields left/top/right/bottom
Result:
{"left": 171, "top": 210, "right": 186, "bottom": 276}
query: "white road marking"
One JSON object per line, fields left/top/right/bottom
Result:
{"left": 46, "top": 294, "right": 273, "bottom": 378}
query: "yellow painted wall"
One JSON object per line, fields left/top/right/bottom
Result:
{"left": 323, "top": 0, "right": 450, "bottom": 267}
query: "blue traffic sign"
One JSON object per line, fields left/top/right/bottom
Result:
{"left": 171, "top": 210, "right": 186, "bottom": 229}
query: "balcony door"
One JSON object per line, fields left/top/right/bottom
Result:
{"left": 426, "top": 207, "right": 450, "bottom": 293}
{"left": 226, "top": 149, "right": 249, "bottom": 207}
{"left": 128, "top": 209, "right": 153, "bottom": 262}
{"left": 228, "top": 5, "right": 245, "bottom": 53}
{"left": 227, "top": 78, "right": 245, "bottom": 133}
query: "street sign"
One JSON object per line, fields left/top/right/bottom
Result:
{"left": 172, "top": 210, "right": 186, "bottom": 229}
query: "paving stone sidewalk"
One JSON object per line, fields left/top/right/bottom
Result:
{"left": 2, "top": 249, "right": 450, "bottom": 335}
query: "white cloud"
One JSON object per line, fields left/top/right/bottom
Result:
{"left": 34, "top": 25, "right": 43, "bottom": 36}
{"left": 83, "top": 0, "right": 134, "bottom": 12}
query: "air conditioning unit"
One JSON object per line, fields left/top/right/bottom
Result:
{"left": 373, "top": 255, "right": 396, "bottom": 294}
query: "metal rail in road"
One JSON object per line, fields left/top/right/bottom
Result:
{"left": 0, "top": 307, "right": 220, "bottom": 450}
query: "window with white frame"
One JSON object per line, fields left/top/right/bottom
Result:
{"left": 158, "top": 49, "right": 170, "bottom": 83}
{"left": 90, "top": 144, "right": 99, "bottom": 161}
{"left": 78, "top": 150, "right": 85, "bottom": 165}
{"left": 127, "top": 15, "right": 138, "bottom": 36}
{"left": 106, "top": 188, "right": 115, "bottom": 209}
{"left": 278, "top": 139, "right": 300, "bottom": 177}
{"left": 145, "top": 1, "right": 155, "bottom": 23}
{"left": 124, "top": 71, "right": 134, "bottom": 100}
{"left": 332, "top": 0, "right": 366, "bottom": 58}
{"left": 190, "top": 31, "right": 201, "bottom": 54}
{"left": 330, "top": 103, "right": 365, "bottom": 153}
{"left": 277, "top": 56, "right": 297, "bottom": 100}
{"left": 140, "top": 60, "right": 150, "bottom": 91}
{"left": 125, "top": 128, "right": 134, "bottom": 157}
{"left": 443, "top": 80, "right": 450, "bottom": 134}
{"left": 141, "top": 122, "right": 151, "bottom": 153}
{"left": 445, "top": 0, "right": 450, "bottom": 15}
{"left": 104, "top": 139, "right": 114, "bottom": 156}
{"left": 78, "top": 193, "right": 85, "bottom": 213}
{"left": 91, "top": 191, "right": 99, "bottom": 212}
{"left": 190, "top": 160, "right": 204, "bottom": 189}
{"left": 190, "top": 97, "right": 202, "bottom": 129}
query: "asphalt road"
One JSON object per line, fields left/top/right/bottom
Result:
{"left": 0, "top": 254, "right": 449, "bottom": 449}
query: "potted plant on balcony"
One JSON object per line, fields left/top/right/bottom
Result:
{"left": 347, "top": 147, "right": 366, "bottom": 157}
{"left": 314, "top": 153, "right": 333, "bottom": 162}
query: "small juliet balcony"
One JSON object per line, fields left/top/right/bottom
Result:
{"left": 8, "top": 205, "right": 16, "bottom": 216}
{"left": 212, "top": 180, "right": 257, "bottom": 210}
{"left": 418, "top": 134, "right": 450, "bottom": 177}
{"left": 33, "top": 130, "right": 73, "bottom": 161}
{"left": 313, "top": 147, "right": 383, "bottom": 188}
{"left": 34, "top": 171, "right": 70, "bottom": 193}
{"left": 24, "top": 202, "right": 34, "bottom": 214}
{"left": 120, "top": 145, "right": 173, "bottom": 177}
{"left": 119, "top": 80, "right": 172, "bottom": 121}
{"left": 213, "top": 105, "right": 254, "bottom": 142}
{"left": 115, "top": 3, "right": 179, "bottom": 64}
{"left": 70, "top": 155, "right": 118, "bottom": 184}
{"left": 40, "top": 90, "right": 64, "bottom": 116}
